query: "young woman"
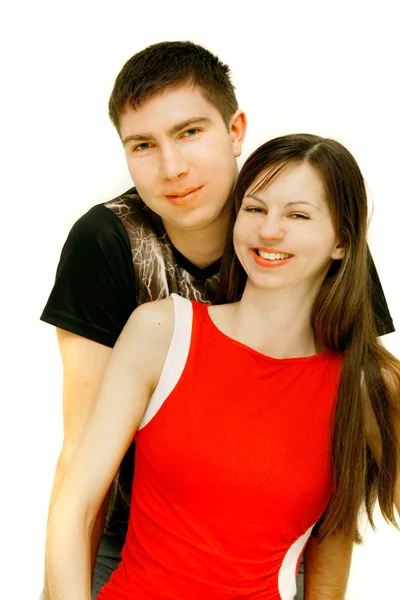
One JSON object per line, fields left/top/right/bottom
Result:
{"left": 46, "top": 134, "right": 400, "bottom": 600}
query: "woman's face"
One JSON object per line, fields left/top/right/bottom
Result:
{"left": 233, "top": 161, "right": 344, "bottom": 296}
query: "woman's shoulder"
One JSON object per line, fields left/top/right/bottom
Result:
{"left": 125, "top": 298, "right": 176, "bottom": 342}
{"left": 112, "top": 299, "right": 176, "bottom": 392}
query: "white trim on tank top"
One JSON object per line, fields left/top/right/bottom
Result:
{"left": 278, "top": 525, "right": 313, "bottom": 600}
{"left": 138, "top": 293, "right": 193, "bottom": 430}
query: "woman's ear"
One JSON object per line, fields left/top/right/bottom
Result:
{"left": 331, "top": 241, "right": 345, "bottom": 260}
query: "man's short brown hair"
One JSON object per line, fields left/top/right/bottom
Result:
{"left": 108, "top": 41, "right": 239, "bottom": 133}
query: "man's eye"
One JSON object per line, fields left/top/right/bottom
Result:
{"left": 183, "top": 128, "right": 200, "bottom": 137}
{"left": 133, "top": 143, "right": 152, "bottom": 152}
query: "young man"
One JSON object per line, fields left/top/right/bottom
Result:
{"left": 41, "top": 41, "right": 394, "bottom": 600}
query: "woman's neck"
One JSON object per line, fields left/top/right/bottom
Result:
{"left": 229, "top": 282, "right": 322, "bottom": 359}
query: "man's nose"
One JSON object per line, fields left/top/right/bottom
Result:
{"left": 160, "top": 143, "right": 189, "bottom": 180}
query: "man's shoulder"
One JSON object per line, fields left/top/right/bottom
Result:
{"left": 74, "top": 187, "right": 140, "bottom": 227}
{"left": 66, "top": 187, "right": 158, "bottom": 248}
{"left": 103, "top": 187, "right": 162, "bottom": 233}
{"left": 103, "top": 186, "right": 141, "bottom": 213}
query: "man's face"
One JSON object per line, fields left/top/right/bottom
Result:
{"left": 119, "top": 84, "right": 245, "bottom": 234}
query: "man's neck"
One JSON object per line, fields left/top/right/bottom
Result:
{"left": 162, "top": 211, "right": 229, "bottom": 269}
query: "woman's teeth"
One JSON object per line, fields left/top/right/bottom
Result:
{"left": 257, "top": 250, "right": 291, "bottom": 260}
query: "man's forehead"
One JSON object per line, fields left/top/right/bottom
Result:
{"left": 120, "top": 84, "right": 217, "bottom": 125}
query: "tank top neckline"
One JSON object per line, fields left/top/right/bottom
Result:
{"left": 195, "top": 300, "right": 336, "bottom": 365}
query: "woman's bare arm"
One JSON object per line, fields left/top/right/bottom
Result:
{"left": 45, "top": 298, "right": 175, "bottom": 600}
{"left": 363, "top": 370, "right": 400, "bottom": 516}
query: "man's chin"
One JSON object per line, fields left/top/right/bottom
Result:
{"left": 162, "top": 207, "right": 229, "bottom": 234}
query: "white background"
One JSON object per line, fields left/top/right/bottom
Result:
{"left": 1, "top": 1, "right": 399, "bottom": 598}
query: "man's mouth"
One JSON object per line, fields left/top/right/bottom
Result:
{"left": 165, "top": 186, "right": 202, "bottom": 199}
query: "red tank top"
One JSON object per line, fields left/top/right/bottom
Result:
{"left": 98, "top": 295, "right": 342, "bottom": 600}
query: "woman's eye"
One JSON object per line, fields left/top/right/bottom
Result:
{"left": 289, "top": 213, "right": 309, "bottom": 220}
{"left": 244, "top": 206, "right": 264, "bottom": 214}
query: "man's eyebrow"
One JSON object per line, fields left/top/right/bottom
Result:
{"left": 167, "top": 117, "right": 211, "bottom": 137}
{"left": 122, "top": 117, "right": 211, "bottom": 147}
{"left": 122, "top": 132, "right": 152, "bottom": 146}
{"left": 245, "top": 195, "right": 319, "bottom": 209}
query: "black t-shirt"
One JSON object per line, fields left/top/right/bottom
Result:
{"left": 41, "top": 203, "right": 136, "bottom": 347}
{"left": 41, "top": 189, "right": 222, "bottom": 346}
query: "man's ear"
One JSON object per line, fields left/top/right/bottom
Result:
{"left": 229, "top": 109, "right": 247, "bottom": 158}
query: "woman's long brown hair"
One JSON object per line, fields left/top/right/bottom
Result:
{"left": 219, "top": 134, "right": 400, "bottom": 541}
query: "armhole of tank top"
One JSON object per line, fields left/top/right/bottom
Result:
{"left": 138, "top": 294, "right": 193, "bottom": 430}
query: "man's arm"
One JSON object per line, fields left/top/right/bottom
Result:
{"left": 43, "top": 329, "right": 113, "bottom": 599}
{"left": 304, "top": 533, "right": 353, "bottom": 600}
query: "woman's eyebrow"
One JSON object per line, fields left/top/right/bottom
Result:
{"left": 245, "top": 195, "right": 319, "bottom": 209}
{"left": 285, "top": 200, "right": 320, "bottom": 209}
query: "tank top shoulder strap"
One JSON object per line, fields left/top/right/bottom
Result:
{"left": 138, "top": 294, "right": 194, "bottom": 429}
{"left": 188, "top": 296, "right": 211, "bottom": 317}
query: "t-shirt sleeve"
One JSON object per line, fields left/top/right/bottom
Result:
{"left": 40, "top": 204, "right": 137, "bottom": 347}
{"left": 368, "top": 247, "right": 395, "bottom": 336}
